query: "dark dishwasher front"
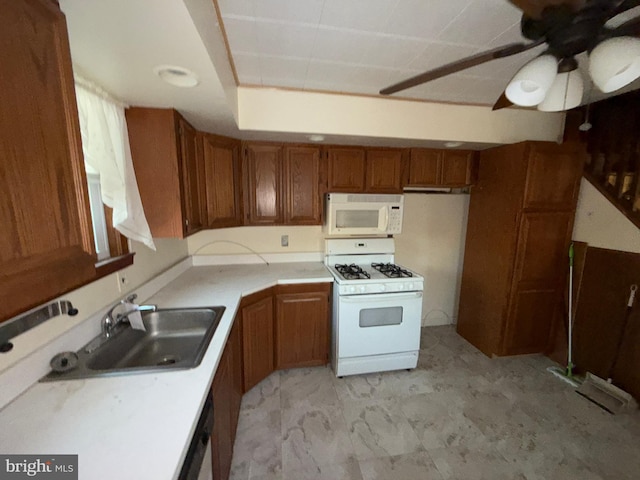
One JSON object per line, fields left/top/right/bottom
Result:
{"left": 178, "top": 394, "right": 214, "bottom": 480}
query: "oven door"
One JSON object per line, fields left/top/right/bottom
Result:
{"left": 337, "top": 291, "right": 422, "bottom": 358}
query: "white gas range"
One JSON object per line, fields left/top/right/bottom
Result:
{"left": 325, "top": 238, "right": 424, "bottom": 377}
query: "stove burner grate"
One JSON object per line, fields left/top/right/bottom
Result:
{"left": 335, "top": 263, "right": 371, "bottom": 280}
{"left": 371, "top": 263, "right": 413, "bottom": 278}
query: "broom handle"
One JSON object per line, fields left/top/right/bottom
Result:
{"left": 607, "top": 284, "right": 638, "bottom": 380}
{"left": 567, "top": 244, "right": 574, "bottom": 367}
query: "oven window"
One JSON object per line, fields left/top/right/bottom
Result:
{"left": 336, "top": 209, "right": 379, "bottom": 228}
{"left": 359, "top": 307, "right": 403, "bottom": 327}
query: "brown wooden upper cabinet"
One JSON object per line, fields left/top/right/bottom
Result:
{"left": 365, "top": 149, "right": 405, "bottom": 193}
{"left": 327, "top": 147, "right": 404, "bottom": 193}
{"left": 201, "top": 133, "right": 243, "bottom": 228}
{"left": 1, "top": 0, "right": 97, "bottom": 321}
{"left": 327, "top": 147, "right": 366, "bottom": 192}
{"left": 523, "top": 142, "right": 583, "bottom": 210}
{"left": 407, "top": 149, "right": 476, "bottom": 187}
{"left": 243, "top": 143, "right": 324, "bottom": 225}
{"left": 243, "top": 143, "right": 284, "bottom": 225}
{"left": 126, "top": 108, "right": 206, "bottom": 238}
{"left": 284, "top": 146, "right": 324, "bottom": 224}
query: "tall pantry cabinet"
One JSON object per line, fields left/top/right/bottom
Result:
{"left": 456, "top": 141, "right": 585, "bottom": 357}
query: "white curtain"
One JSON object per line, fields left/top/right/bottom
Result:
{"left": 74, "top": 78, "right": 155, "bottom": 251}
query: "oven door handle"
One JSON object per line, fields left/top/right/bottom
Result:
{"left": 340, "top": 292, "right": 422, "bottom": 303}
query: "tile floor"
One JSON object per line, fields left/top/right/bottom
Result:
{"left": 229, "top": 326, "right": 640, "bottom": 480}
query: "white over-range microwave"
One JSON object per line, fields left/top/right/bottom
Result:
{"left": 324, "top": 193, "right": 404, "bottom": 236}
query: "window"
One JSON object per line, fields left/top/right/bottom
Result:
{"left": 85, "top": 172, "right": 111, "bottom": 261}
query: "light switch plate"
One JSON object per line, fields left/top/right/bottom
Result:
{"left": 281, "top": 235, "right": 289, "bottom": 247}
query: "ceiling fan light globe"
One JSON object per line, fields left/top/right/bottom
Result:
{"left": 505, "top": 54, "right": 558, "bottom": 106}
{"left": 589, "top": 36, "right": 640, "bottom": 93}
{"left": 537, "top": 70, "right": 584, "bottom": 112}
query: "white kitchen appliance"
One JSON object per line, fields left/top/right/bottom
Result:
{"left": 325, "top": 238, "right": 423, "bottom": 377}
{"left": 324, "top": 193, "right": 404, "bottom": 236}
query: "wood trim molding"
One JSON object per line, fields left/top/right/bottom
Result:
{"left": 104, "top": 206, "right": 130, "bottom": 257}
{"left": 95, "top": 252, "right": 135, "bottom": 279}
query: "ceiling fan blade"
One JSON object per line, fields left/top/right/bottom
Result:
{"left": 611, "top": 12, "right": 640, "bottom": 36}
{"left": 380, "top": 41, "right": 543, "bottom": 96}
{"left": 492, "top": 91, "right": 514, "bottom": 110}
{"left": 610, "top": 0, "right": 640, "bottom": 17}
{"left": 508, "top": 0, "right": 586, "bottom": 19}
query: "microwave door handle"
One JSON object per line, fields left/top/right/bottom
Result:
{"left": 381, "top": 207, "right": 390, "bottom": 231}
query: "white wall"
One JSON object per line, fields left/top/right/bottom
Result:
{"left": 187, "top": 226, "right": 324, "bottom": 255}
{"left": 395, "top": 193, "right": 470, "bottom": 326}
{"left": 0, "top": 238, "right": 188, "bottom": 374}
{"left": 573, "top": 179, "right": 640, "bottom": 253}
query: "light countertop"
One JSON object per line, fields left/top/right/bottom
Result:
{"left": 0, "top": 262, "right": 332, "bottom": 480}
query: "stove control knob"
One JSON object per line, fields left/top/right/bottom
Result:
{"left": 397, "top": 283, "right": 404, "bottom": 291}
{"left": 359, "top": 286, "right": 366, "bottom": 293}
{"left": 407, "top": 283, "right": 414, "bottom": 290}
{"left": 349, "top": 286, "right": 356, "bottom": 293}
{"left": 379, "top": 285, "right": 386, "bottom": 292}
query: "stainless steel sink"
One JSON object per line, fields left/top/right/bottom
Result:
{"left": 42, "top": 306, "right": 225, "bottom": 381}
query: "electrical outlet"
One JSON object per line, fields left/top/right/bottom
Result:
{"left": 281, "top": 235, "right": 289, "bottom": 247}
{"left": 116, "top": 272, "right": 129, "bottom": 293}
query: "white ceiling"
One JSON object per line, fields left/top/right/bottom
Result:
{"left": 59, "top": 0, "right": 640, "bottom": 142}
{"left": 219, "top": 0, "right": 640, "bottom": 105}
{"left": 219, "top": 0, "right": 539, "bottom": 104}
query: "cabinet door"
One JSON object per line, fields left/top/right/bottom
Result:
{"left": 242, "top": 295, "right": 275, "bottom": 391}
{"left": 573, "top": 247, "right": 640, "bottom": 399}
{"left": 179, "top": 117, "right": 206, "bottom": 234}
{"left": 407, "top": 149, "right": 441, "bottom": 186}
{"left": 503, "top": 211, "right": 574, "bottom": 355}
{"left": 128, "top": 109, "right": 205, "bottom": 238}
{"left": 229, "top": 316, "right": 243, "bottom": 439}
{"left": 1, "top": 0, "right": 96, "bottom": 321}
{"left": 211, "top": 351, "right": 232, "bottom": 480}
{"left": 523, "top": 142, "right": 584, "bottom": 210}
{"left": 441, "top": 151, "right": 476, "bottom": 186}
{"left": 244, "top": 144, "right": 283, "bottom": 225}
{"left": 284, "top": 146, "right": 323, "bottom": 224}
{"left": 327, "top": 148, "right": 366, "bottom": 192}
{"left": 275, "top": 284, "right": 331, "bottom": 369}
{"left": 202, "top": 134, "right": 243, "bottom": 228}
{"left": 365, "top": 149, "right": 404, "bottom": 193}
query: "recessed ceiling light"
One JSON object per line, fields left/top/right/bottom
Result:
{"left": 444, "top": 141, "right": 463, "bottom": 148}
{"left": 308, "top": 134, "right": 325, "bottom": 142}
{"left": 153, "top": 65, "right": 199, "bottom": 88}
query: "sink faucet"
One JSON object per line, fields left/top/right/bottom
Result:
{"left": 102, "top": 294, "right": 157, "bottom": 338}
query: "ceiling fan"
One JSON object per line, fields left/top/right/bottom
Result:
{"left": 379, "top": 0, "right": 640, "bottom": 111}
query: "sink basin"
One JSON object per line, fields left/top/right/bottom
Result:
{"left": 42, "top": 306, "right": 225, "bottom": 381}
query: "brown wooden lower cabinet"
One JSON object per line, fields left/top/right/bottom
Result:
{"left": 241, "top": 288, "right": 275, "bottom": 392}
{"left": 275, "top": 283, "right": 331, "bottom": 369}
{"left": 211, "top": 282, "right": 332, "bottom": 479}
{"left": 241, "top": 283, "right": 332, "bottom": 390}
{"left": 211, "top": 316, "right": 242, "bottom": 480}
